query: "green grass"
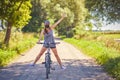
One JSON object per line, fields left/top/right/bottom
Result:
{"left": 0, "top": 38, "right": 37, "bottom": 66}
{"left": 0, "top": 49, "right": 16, "bottom": 66}
{"left": 0, "top": 32, "right": 38, "bottom": 67}
{"left": 79, "top": 32, "right": 120, "bottom": 52}
{"left": 64, "top": 38, "right": 120, "bottom": 80}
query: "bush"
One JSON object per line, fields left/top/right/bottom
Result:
{"left": 0, "top": 49, "right": 16, "bottom": 66}
{"left": 104, "top": 57, "right": 120, "bottom": 79}
{"left": 0, "top": 32, "right": 38, "bottom": 67}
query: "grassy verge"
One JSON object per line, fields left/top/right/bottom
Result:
{"left": 0, "top": 32, "right": 38, "bottom": 67}
{"left": 64, "top": 38, "right": 120, "bottom": 80}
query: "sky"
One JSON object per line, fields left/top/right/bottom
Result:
{"left": 101, "top": 23, "right": 120, "bottom": 30}
{"left": 92, "top": 23, "right": 120, "bottom": 31}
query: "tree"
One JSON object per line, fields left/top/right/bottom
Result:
{"left": 40, "top": 0, "right": 88, "bottom": 37}
{"left": 0, "top": 0, "right": 31, "bottom": 46}
{"left": 85, "top": 0, "right": 120, "bottom": 24}
{"left": 22, "top": 0, "right": 47, "bottom": 32}
{"left": 0, "top": 19, "right": 6, "bottom": 30}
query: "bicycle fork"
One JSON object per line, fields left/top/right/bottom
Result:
{"left": 45, "top": 47, "right": 51, "bottom": 79}
{"left": 45, "top": 52, "right": 51, "bottom": 68}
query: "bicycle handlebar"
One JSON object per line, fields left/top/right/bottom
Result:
{"left": 37, "top": 42, "right": 60, "bottom": 44}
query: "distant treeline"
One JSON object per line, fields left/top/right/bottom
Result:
{"left": 93, "top": 30, "right": 120, "bottom": 34}
{"left": 102, "top": 31, "right": 120, "bottom": 34}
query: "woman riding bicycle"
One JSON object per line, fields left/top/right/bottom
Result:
{"left": 32, "top": 13, "right": 67, "bottom": 69}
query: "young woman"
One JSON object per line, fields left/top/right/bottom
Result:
{"left": 32, "top": 13, "right": 66, "bottom": 69}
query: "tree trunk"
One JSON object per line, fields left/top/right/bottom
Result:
{"left": 1, "top": 19, "right": 4, "bottom": 29}
{"left": 3, "top": 1, "right": 24, "bottom": 46}
{"left": 4, "top": 22, "right": 12, "bottom": 46}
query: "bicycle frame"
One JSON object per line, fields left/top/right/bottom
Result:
{"left": 45, "top": 44, "right": 51, "bottom": 79}
{"left": 45, "top": 49, "right": 51, "bottom": 68}
{"left": 38, "top": 42, "right": 60, "bottom": 79}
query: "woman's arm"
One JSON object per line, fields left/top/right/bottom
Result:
{"left": 37, "top": 29, "right": 44, "bottom": 42}
{"left": 51, "top": 13, "right": 66, "bottom": 29}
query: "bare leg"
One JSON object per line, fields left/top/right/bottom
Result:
{"left": 33, "top": 47, "right": 47, "bottom": 64}
{"left": 51, "top": 48, "right": 62, "bottom": 68}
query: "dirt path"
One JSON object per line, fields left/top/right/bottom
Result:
{"left": 0, "top": 40, "right": 114, "bottom": 80}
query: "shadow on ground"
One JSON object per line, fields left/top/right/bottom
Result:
{"left": 0, "top": 59, "right": 113, "bottom": 80}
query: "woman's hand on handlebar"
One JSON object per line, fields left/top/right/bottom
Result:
{"left": 37, "top": 41, "right": 41, "bottom": 44}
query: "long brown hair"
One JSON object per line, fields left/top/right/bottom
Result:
{"left": 44, "top": 25, "right": 51, "bottom": 34}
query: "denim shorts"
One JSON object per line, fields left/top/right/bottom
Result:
{"left": 43, "top": 43, "right": 56, "bottom": 48}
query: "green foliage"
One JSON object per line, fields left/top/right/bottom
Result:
{"left": 64, "top": 38, "right": 120, "bottom": 80}
{"left": 104, "top": 57, "right": 120, "bottom": 79}
{"left": 13, "top": 1, "right": 32, "bottom": 28}
{"left": 85, "top": 0, "right": 120, "bottom": 23}
{"left": 94, "top": 33, "right": 120, "bottom": 52}
{"left": 0, "top": 32, "right": 38, "bottom": 67}
{"left": 22, "top": 0, "right": 46, "bottom": 32}
{"left": 8, "top": 32, "right": 37, "bottom": 51}
{"left": 40, "top": 0, "right": 88, "bottom": 36}
{"left": 73, "top": 31, "right": 120, "bottom": 52}
{"left": 0, "top": 31, "right": 5, "bottom": 42}
{"left": 0, "top": 49, "right": 16, "bottom": 66}
{"left": 0, "top": 0, "right": 32, "bottom": 45}
{"left": 0, "top": 0, "right": 32, "bottom": 28}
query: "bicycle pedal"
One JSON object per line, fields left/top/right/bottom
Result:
{"left": 42, "top": 62, "right": 45, "bottom": 64}
{"left": 51, "top": 67, "right": 55, "bottom": 70}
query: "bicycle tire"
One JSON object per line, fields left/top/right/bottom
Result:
{"left": 45, "top": 53, "right": 51, "bottom": 79}
{"left": 46, "top": 67, "right": 50, "bottom": 79}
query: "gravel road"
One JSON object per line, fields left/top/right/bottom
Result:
{"left": 0, "top": 40, "right": 115, "bottom": 80}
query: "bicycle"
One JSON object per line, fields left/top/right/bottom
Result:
{"left": 38, "top": 42, "right": 60, "bottom": 79}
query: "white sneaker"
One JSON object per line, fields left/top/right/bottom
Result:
{"left": 61, "top": 65, "right": 66, "bottom": 70}
{"left": 30, "top": 63, "right": 35, "bottom": 66}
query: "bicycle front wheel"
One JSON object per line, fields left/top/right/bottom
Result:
{"left": 46, "top": 67, "right": 50, "bottom": 79}
{"left": 45, "top": 53, "right": 51, "bottom": 79}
